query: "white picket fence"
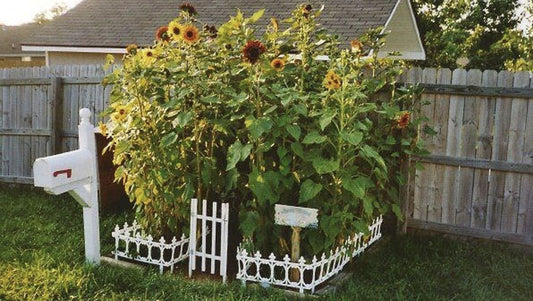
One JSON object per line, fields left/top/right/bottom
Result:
{"left": 189, "top": 198, "right": 230, "bottom": 283}
{"left": 236, "top": 215, "right": 383, "bottom": 294}
{"left": 111, "top": 221, "right": 189, "bottom": 274}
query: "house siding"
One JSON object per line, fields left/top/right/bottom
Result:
{"left": 48, "top": 52, "right": 123, "bottom": 66}
{"left": 0, "top": 56, "right": 45, "bottom": 68}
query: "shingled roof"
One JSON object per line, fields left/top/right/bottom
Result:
{"left": 0, "top": 24, "right": 44, "bottom": 56}
{"left": 22, "top": 0, "right": 398, "bottom": 49}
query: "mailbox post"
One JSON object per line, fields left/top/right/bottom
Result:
{"left": 34, "top": 108, "right": 100, "bottom": 264}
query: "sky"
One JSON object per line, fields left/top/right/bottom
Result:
{"left": 0, "top": 0, "right": 83, "bottom": 26}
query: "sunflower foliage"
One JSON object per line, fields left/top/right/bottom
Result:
{"left": 103, "top": 4, "right": 428, "bottom": 255}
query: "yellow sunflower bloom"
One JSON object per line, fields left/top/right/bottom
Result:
{"left": 168, "top": 20, "right": 183, "bottom": 41}
{"left": 323, "top": 70, "right": 342, "bottom": 90}
{"left": 181, "top": 24, "right": 200, "bottom": 44}
{"left": 140, "top": 48, "right": 157, "bottom": 66}
{"left": 270, "top": 58, "right": 285, "bottom": 71}
{"left": 98, "top": 122, "right": 108, "bottom": 136}
{"left": 111, "top": 105, "right": 128, "bottom": 122}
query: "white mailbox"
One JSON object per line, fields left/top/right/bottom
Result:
{"left": 33, "top": 108, "right": 101, "bottom": 265}
{"left": 34, "top": 149, "right": 93, "bottom": 196}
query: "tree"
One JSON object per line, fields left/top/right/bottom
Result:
{"left": 412, "top": 0, "right": 532, "bottom": 70}
{"left": 33, "top": 2, "right": 67, "bottom": 25}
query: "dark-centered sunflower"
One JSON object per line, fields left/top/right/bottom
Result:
{"left": 396, "top": 111, "right": 411, "bottom": 129}
{"left": 242, "top": 40, "right": 266, "bottom": 64}
{"left": 169, "top": 21, "right": 182, "bottom": 41}
{"left": 179, "top": 2, "right": 197, "bottom": 16}
{"left": 181, "top": 24, "right": 200, "bottom": 44}
{"left": 270, "top": 58, "right": 285, "bottom": 71}
{"left": 155, "top": 26, "right": 171, "bottom": 43}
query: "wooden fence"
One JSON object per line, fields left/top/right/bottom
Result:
{"left": 401, "top": 68, "right": 533, "bottom": 246}
{"left": 0, "top": 65, "right": 113, "bottom": 184}
{"left": 1, "top": 65, "right": 532, "bottom": 245}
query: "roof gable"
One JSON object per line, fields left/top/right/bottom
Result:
{"left": 22, "top": 0, "right": 398, "bottom": 49}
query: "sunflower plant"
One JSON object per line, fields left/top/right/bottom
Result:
{"left": 103, "top": 3, "right": 428, "bottom": 255}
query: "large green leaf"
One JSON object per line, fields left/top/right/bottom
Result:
{"left": 245, "top": 116, "right": 273, "bottom": 139}
{"left": 226, "top": 140, "right": 253, "bottom": 171}
{"left": 226, "top": 140, "right": 243, "bottom": 171}
{"left": 160, "top": 132, "right": 177, "bottom": 148}
{"left": 319, "top": 110, "right": 336, "bottom": 131}
{"left": 360, "top": 145, "right": 387, "bottom": 171}
{"left": 172, "top": 112, "right": 193, "bottom": 128}
{"left": 248, "top": 170, "right": 279, "bottom": 205}
{"left": 392, "top": 203, "right": 403, "bottom": 221}
{"left": 340, "top": 131, "right": 363, "bottom": 146}
{"left": 286, "top": 124, "right": 301, "bottom": 140}
{"left": 363, "top": 195, "right": 375, "bottom": 216}
{"left": 290, "top": 142, "right": 304, "bottom": 159}
{"left": 247, "top": 9, "right": 265, "bottom": 23}
{"left": 312, "top": 157, "right": 339, "bottom": 174}
{"left": 298, "top": 179, "right": 323, "bottom": 204}
{"left": 320, "top": 215, "right": 342, "bottom": 248}
{"left": 302, "top": 131, "right": 327, "bottom": 144}
{"left": 239, "top": 211, "right": 259, "bottom": 237}
{"left": 342, "top": 175, "right": 374, "bottom": 199}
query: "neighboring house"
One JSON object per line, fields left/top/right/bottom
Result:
{"left": 0, "top": 24, "right": 45, "bottom": 68}
{"left": 21, "top": 0, "right": 425, "bottom": 66}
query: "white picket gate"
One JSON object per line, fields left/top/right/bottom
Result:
{"left": 188, "top": 198, "right": 229, "bottom": 283}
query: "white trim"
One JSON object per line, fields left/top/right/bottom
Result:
{"left": 383, "top": 0, "right": 402, "bottom": 31}
{"left": 45, "top": 51, "right": 49, "bottom": 67}
{"left": 22, "top": 45, "right": 126, "bottom": 54}
{"left": 377, "top": 51, "right": 426, "bottom": 60}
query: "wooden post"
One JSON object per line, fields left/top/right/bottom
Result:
{"left": 398, "top": 157, "right": 411, "bottom": 234}
{"left": 290, "top": 226, "right": 301, "bottom": 281}
{"left": 49, "top": 76, "right": 63, "bottom": 155}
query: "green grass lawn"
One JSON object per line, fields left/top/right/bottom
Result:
{"left": 1, "top": 186, "right": 532, "bottom": 300}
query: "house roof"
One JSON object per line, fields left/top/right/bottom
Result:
{"left": 22, "top": 0, "right": 399, "bottom": 49}
{"left": 0, "top": 24, "right": 44, "bottom": 56}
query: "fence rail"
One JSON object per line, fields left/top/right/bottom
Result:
{"left": 1, "top": 65, "right": 532, "bottom": 246}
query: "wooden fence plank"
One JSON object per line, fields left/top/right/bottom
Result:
{"left": 455, "top": 69, "right": 482, "bottom": 227}
{"left": 522, "top": 74, "right": 533, "bottom": 237}
{"left": 407, "top": 67, "right": 424, "bottom": 220}
{"left": 9, "top": 69, "right": 20, "bottom": 177}
{"left": 471, "top": 70, "right": 497, "bottom": 229}
{"left": 443, "top": 69, "right": 467, "bottom": 224}
{"left": 430, "top": 68, "right": 452, "bottom": 223}
{"left": 0, "top": 68, "right": 7, "bottom": 176}
{"left": 501, "top": 72, "right": 529, "bottom": 233}
{"left": 21, "top": 68, "right": 33, "bottom": 177}
{"left": 487, "top": 71, "right": 514, "bottom": 231}
{"left": 515, "top": 73, "right": 533, "bottom": 234}
{"left": 416, "top": 68, "right": 437, "bottom": 221}
{"left": 49, "top": 77, "right": 62, "bottom": 155}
